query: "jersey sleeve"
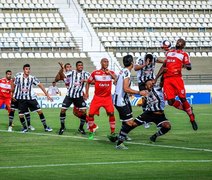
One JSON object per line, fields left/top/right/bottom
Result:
{"left": 183, "top": 52, "right": 191, "bottom": 65}
{"left": 87, "top": 71, "right": 95, "bottom": 83}
{"left": 33, "top": 76, "right": 40, "bottom": 86}
{"left": 135, "top": 57, "right": 144, "bottom": 65}
{"left": 123, "top": 69, "right": 131, "bottom": 79}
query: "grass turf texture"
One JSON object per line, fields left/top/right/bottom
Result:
{"left": 0, "top": 104, "right": 212, "bottom": 180}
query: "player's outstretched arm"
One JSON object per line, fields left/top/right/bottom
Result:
{"left": 154, "top": 63, "right": 167, "bottom": 84}
{"left": 38, "top": 83, "right": 53, "bottom": 101}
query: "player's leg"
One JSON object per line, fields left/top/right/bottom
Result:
{"left": 58, "top": 96, "right": 72, "bottom": 135}
{"left": 73, "top": 106, "right": 86, "bottom": 134}
{"left": 179, "top": 97, "right": 198, "bottom": 130}
{"left": 149, "top": 114, "right": 171, "bottom": 142}
{"left": 8, "top": 100, "right": 19, "bottom": 131}
{"left": 28, "top": 99, "right": 52, "bottom": 132}
{"left": 18, "top": 100, "right": 29, "bottom": 133}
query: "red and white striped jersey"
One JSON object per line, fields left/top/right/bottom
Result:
{"left": 88, "top": 69, "right": 115, "bottom": 97}
{"left": 0, "top": 77, "right": 12, "bottom": 98}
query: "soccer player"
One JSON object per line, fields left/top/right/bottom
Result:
{"left": 155, "top": 38, "right": 198, "bottom": 130}
{"left": 0, "top": 70, "right": 13, "bottom": 114}
{"left": 58, "top": 61, "right": 91, "bottom": 135}
{"left": 12, "top": 64, "right": 53, "bottom": 133}
{"left": 134, "top": 53, "right": 163, "bottom": 113}
{"left": 85, "top": 58, "right": 117, "bottom": 140}
{"left": 112, "top": 55, "right": 148, "bottom": 149}
{"left": 47, "top": 81, "right": 61, "bottom": 96}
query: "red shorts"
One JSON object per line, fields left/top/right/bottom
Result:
{"left": 0, "top": 97, "right": 11, "bottom": 111}
{"left": 163, "top": 76, "right": 186, "bottom": 100}
{"left": 89, "top": 95, "right": 114, "bottom": 116}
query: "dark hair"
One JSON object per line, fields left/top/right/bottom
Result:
{"left": 76, "top": 61, "right": 83, "bottom": 66}
{"left": 5, "top": 70, "right": 12, "bottom": 74}
{"left": 23, "top": 64, "right": 30, "bottom": 70}
{"left": 145, "top": 54, "right": 153, "bottom": 62}
{"left": 123, "top": 55, "right": 133, "bottom": 67}
{"left": 144, "top": 78, "right": 153, "bottom": 84}
{"left": 52, "top": 81, "right": 56, "bottom": 83}
{"left": 64, "top": 63, "right": 71, "bottom": 68}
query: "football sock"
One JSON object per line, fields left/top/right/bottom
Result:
{"left": 155, "top": 126, "right": 171, "bottom": 137}
{"left": 109, "top": 115, "right": 116, "bottom": 134}
{"left": 60, "top": 112, "right": 66, "bottom": 129}
{"left": 87, "top": 116, "right": 95, "bottom": 132}
{"left": 117, "top": 123, "right": 134, "bottom": 146}
{"left": 182, "top": 101, "right": 195, "bottom": 121}
{"left": 134, "top": 115, "right": 145, "bottom": 126}
{"left": 8, "top": 111, "right": 15, "bottom": 126}
{"left": 79, "top": 115, "right": 86, "bottom": 130}
{"left": 25, "top": 113, "right": 31, "bottom": 126}
{"left": 39, "top": 113, "right": 47, "bottom": 128}
{"left": 19, "top": 117, "right": 27, "bottom": 129}
{"left": 172, "top": 100, "right": 184, "bottom": 110}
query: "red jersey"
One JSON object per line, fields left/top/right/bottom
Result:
{"left": 0, "top": 77, "right": 12, "bottom": 98}
{"left": 88, "top": 69, "right": 115, "bottom": 97}
{"left": 164, "top": 49, "right": 190, "bottom": 78}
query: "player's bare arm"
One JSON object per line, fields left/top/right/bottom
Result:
{"left": 154, "top": 63, "right": 167, "bottom": 83}
{"left": 134, "top": 59, "right": 150, "bottom": 71}
{"left": 38, "top": 83, "right": 53, "bottom": 102}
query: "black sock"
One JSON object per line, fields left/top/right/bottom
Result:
{"left": 25, "top": 113, "right": 31, "bottom": 126}
{"left": 155, "top": 127, "right": 171, "bottom": 137}
{"left": 19, "top": 117, "right": 27, "bottom": 129}
{"left": 79, "top": 114, "right": 86, "bottom": 129}
{"left": 60, "top": 112, "right": 66, "bottom": 129}
{"left": 9, "top": 111, "right": 15, "bottom": 126}
{"left": 39, "top": 113, "right": 47, "bottom": 129}
{"left": 117, "top": 123, "right": 134, "bottom": 146}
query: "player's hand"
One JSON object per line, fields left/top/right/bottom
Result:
{"left": 47, "top": 95, "right": 53, "bottom": 102}
{"left": 152, "top": 79, "right": 156, "bottom": 84}
{"left": 139, "top": 90, "right": 149, "bottom": 97}
{"left": 58, "top": 62, "right": 64, "bottom": 69}
{"left": 84, "top": 93, "right": 89, "bottom": 100}
{"left": 12, "top": 97, "right": 17, "bottom": 102}
{"left": 145, "top": 58, "right": 150, "bottom": 66}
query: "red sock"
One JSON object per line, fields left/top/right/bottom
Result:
{"left": 182, "top": 101, "right": 195, "bottom": 121}
{"left": 172, "top": 100, "right": 183, "bottom": 110}
{"left": 109, "top": 115, "right": 116, "bottom": 134}
{"left": 87, "top": 116, "right": 95, "bottom": 132}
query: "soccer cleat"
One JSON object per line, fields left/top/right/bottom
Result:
{"left": 190, "top": 120, "right": 198, "bottom": 131}
{"left": 144, "top": 122, "right": 151, "bottom": 129}
{"left": 125, "top": 135, "right": 132, "bottom": 141}
{"left": 107, "top": 133, "right": 118, "bottom": 142}
{"left": 45, "top": 126, "right": 53, "bottom": 132}
{"left": 150, "top": 134, "right": 157, "bottom": 142}
{"left": 22, "top": 128, "right": 28, "bottom": 133}
{"left": 8, "top": 126, "right": 12, "bottom": 132}
{"left": 88, "top": 132, "right": 94, "bottom": 140}
{"left": 58, "top": 128, "right": 64, "bottom": 135}
{"left": 78, "top": 128, "right": 86, "bottom": 135}
{"left": 28, "top": 125, "right": 35, "bottom": 131}
{"left": 115, "top": 143, "right": 128, "bottom": 150}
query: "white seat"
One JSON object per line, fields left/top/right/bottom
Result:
{"left": 80, "top": 52, "right": 86, "bottom": 58}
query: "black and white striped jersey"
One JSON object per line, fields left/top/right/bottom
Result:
{"left": 14, "top": 72, "right": 40, "bottom": 100}
{"left": 113, "top": 68, "right": 131, "bottom": 107}
{"left": 146, "top": 84, "right": 165, "bottom": 112}
{"left": 65, "top": 70, "right": 90, "bottom": 98}
{"left": 135, "top": 54, "right": 158, "bottom": 84}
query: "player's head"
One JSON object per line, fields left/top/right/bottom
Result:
{"left": 144, "top": 54, "right": 153, "bottom": 63}
{"left": 176, "top": 38, "right": 186, "bottom": 50}
{"left": 64, "top": 63, "right": 72, "bottom": 72}
{"left": 145, "top": 79, "right": 154, "bottom": 91}
{"left": 23, "top": 64, "right": 31, "bottom": 76}
{"left": 5, "top": 70, "right": 12, "bottom": 80}
{"left": 100, "top": 58, "right": 109, "bottom": 69}
{"left": 52, "top": 81, "right": 56, "bottom": 86}
{"left": 76, "top": 61, "right": 83, "bottom": 71}
{"left": 123, "top": 54, "right": 133, "bottom": 67}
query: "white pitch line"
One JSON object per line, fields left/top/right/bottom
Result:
{"left": 0, "top": 160, "right": 212, "bottom": 169}
{"left": 0, "top": 130, "right": 212, "bottom": 153}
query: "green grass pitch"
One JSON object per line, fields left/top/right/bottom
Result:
{"left": 0, "top": 104, "right": 212, "bottom": 180}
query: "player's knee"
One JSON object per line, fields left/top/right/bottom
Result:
{"left": 107, "top": 112, "right": 114, "bottom": 117}
{"left": 73, "top": 107, "right": 86, "bottom": 118}
{"left": 168, "top": 99, "right": 175, "bottom": 106}
{"left": 162, "top": 121, "right": 171, "bottom": 130}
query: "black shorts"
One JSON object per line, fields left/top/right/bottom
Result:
{"left": 10, "top": 100, "right": 19, "bottom": 110}
{"left": 18, "top": 99, "right": 41, "bottom": 115}
{"left": 137, "top": 111, "right": 169, "bottom": 127}
{"left": 62, "top": 96, "right": 87, "bottom": 109}
{"left": 115, "top": 102, "right": 133, "bottom": 122}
